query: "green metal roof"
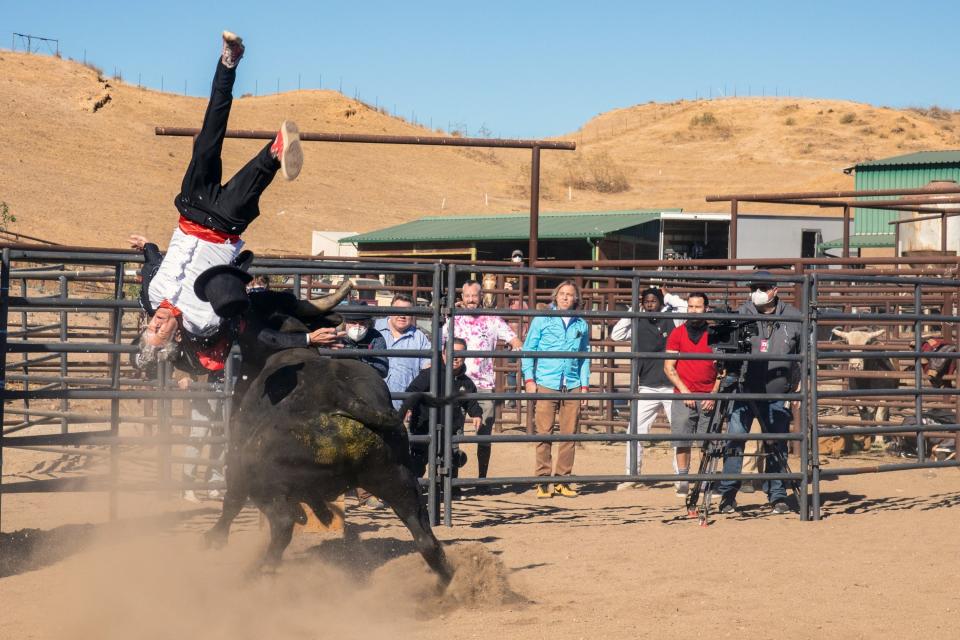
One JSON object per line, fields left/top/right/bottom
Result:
{"left": 847, "top": 150, "right": 960, "bottom": 172}
{"left": 818, "top": 233, "right": 895, "bottom": 250}
{"left": 340, "top": 210, "right": 678, "bottom": 244}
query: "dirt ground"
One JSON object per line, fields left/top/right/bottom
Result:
{"left": 2, "top": 439, "right": 958, "bottom": 640}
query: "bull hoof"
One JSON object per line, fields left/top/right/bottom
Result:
{"left": 243, "top": 562, "right": 279, "bottom": 582}
{"left": 203, "top": 528, "right": 228, "bottom": 550}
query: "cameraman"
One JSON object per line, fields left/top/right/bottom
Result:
{"left": 717, "top": 272, "right": 802, "bottom": 515}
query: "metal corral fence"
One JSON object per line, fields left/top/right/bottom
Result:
{"left": 1, "top": 245, "right": 958, "bottom": 528}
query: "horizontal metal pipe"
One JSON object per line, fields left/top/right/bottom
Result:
{"left": 706, "top": 184, "right": 960, "bottom": 202}
{"left": 818, "top": 460, "right": 958, "bottom": 478}
{"left": 817, "top": 388, "right": 960, "bottom": 398}
{"left": 0, "top": 476, "right": 227, "bottom": 494}
{"left": 4, "top": 432, "right": 227, "bottom": 447}
{"left": 816, "top": 424, "right": 959, "bottom": 436}
{"left": 154, "top": 126, "right": 577, "bottom": 151}
{"left": 4, "top": 389, "right": 226, "bottom": 401}
{"left": 455, "top": 432, "right": 800, "bottom": 443}
{"left": 451, "top": 472, "right": 804, "bottom": 488}
{"left": 7, "top": 445, "right": 224, "bottom": 468}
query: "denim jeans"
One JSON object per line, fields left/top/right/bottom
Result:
{"left": 719, "top": 400, "right": 791, "bottom": 503}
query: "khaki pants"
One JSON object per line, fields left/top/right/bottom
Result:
{"left": 534, "top": 385, "right": 581, "bottom": 477}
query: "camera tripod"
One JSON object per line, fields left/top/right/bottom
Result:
{"left": 685, "top": 372, "right": 801, "bottom": 526}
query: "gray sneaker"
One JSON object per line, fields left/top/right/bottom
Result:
{"left": 719, "top": 498, "right": 737, "bottom": 514}
{"left": 221, "top": 31, "right": 245, "bottom": 69}
{"left": 674, "top": 481, "right": 689, "bottom": 497}
{"left": 771, "top": 499, "right": 790, "bottom": 514}
{"left": 270, "top": 120, "right": 303, "bottom": 181}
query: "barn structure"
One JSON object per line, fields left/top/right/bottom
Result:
{"left": 819, "top": 150, "right": 960, "bottom": 256}
{"left": 338, "top": 209, "right": 846, "bottom": 263}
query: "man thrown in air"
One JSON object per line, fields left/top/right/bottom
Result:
{"left": 130, "top": 30, "right": 304, "bottom": 369}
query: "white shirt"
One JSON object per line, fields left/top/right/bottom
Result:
{"left": 148, "top": 228, "right": 243, "bottom": 336}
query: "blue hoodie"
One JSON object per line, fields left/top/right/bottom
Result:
{"left": 521, "top": 311, "right": 591, "bottom": 390}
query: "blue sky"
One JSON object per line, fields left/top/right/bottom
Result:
{"left": 4, "top": 1, "right": 958, "bottom": 138}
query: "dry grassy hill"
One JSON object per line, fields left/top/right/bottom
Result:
{"left": 2, "top": 51, "right": 960, "bottom": 253}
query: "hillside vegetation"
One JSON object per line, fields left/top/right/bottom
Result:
{"left": 2, "top": 51, "right": 959, "bottom": 252}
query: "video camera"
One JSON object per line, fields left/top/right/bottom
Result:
{"left": 707, "top": 311, "right": 758, "bottom": 355}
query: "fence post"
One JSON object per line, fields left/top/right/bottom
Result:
{"left": 627, "top": 277, "right": 640, "bottom": 478}
{"left": 0, "top": 248, "right": 10, "bottom": 530}
{"left": 810, "top": 274, "right": 822, "bottom": 520}
{"left": 799, "top": 274, "right": 811, "bottom": 521}
{"left": 109, "top": 262, "right": 124, "bottom": 520}
{"left": 426, "top": 263, "right": 442, "bottom": 526}
{"left": 443, "top": 264, "right": 457, "bottom": 526}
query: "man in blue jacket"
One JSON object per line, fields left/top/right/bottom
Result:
{"left": 522, "top": 281, "right": 591, "bottom": 499}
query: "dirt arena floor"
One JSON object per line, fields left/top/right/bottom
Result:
{"left": 2, "top": 439, "right": 958, "bottom": 640}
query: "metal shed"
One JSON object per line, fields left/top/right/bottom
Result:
{"left": 837, "top": 150, "right": 960, "bottom": 252}
{"left": 338, "top": 209, "right": 732, "bottom": 262}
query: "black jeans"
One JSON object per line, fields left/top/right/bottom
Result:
{"left": 174, "top": 60, "right": 280, "bottom": 235}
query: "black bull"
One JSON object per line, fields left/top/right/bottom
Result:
{"left": 204, "top": 347, "right": 453, "bottom": 583}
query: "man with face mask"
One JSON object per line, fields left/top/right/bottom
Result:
{"left": 717, "top": 271, "right": 802, "bottom": 515}
{"left": 664, "top": 293, "right": 720, "bottom": 497}
{"left": 610, "top": 287, "right": 682, "bottom": 490}
{"left": 339, "top": 302, "right": 388, "bottom": 379}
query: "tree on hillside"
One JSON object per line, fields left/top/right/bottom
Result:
{"left": 0, "top": 202, "right": 16, "bottom": 232}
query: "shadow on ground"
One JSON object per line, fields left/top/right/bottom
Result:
{"left": 0, "top": 506, "right": 219, "bottom": 578}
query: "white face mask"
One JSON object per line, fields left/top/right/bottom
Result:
{"left": 751, "top": 289, "right": 773, "bottom": 307}
{"left": 346, "top": 325, "right": 369, "bottom": 342}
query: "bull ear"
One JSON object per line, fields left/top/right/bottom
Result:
{"left": 832, "top": 328, "right": 848, "bottom": 340}
{"left": 296, "top": 279, "right": 355, "bottom": 316}
{"left": 867, "top": 329, "right": 885, "bottom": 341}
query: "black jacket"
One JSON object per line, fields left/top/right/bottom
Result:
{"left": 400, "top": 366, "right": 482, "bottom": 436}
{"left": 138, "top": 242, "right": 164, "bottom": 316}
{"left": 339, "top": 327, "right": 389, "bottom": 379}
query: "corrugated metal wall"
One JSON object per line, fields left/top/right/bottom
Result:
{"left": 854, "top": 164, "right": 960, "bottom": 235}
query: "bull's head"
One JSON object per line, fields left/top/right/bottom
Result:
{"left": 832, "top": 328, "right": 885, "bottom": 371}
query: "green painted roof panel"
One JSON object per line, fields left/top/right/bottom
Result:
{"left": 818, "top": 233, "right": 895, "bottom": 250}
{"left": 340, "top": 210, "right": 677, "bottom": 244}
{"left": 851, "top": 150, "right": 960, "bottom": 170}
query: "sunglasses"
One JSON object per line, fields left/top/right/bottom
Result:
{"left": 750, "top": 284, "right": 773, "bottom": 292}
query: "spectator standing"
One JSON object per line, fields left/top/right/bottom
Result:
{"left": 448, "top": 280, "right": 523, "bottom": 482}
{"left": 401, "top": 338, "right": 482, "bottom": 491}
{"left": 610, "top": 287, "right": 678, "bottom": 490}
{"left": 339, "top": 301, "right": 388, "bottom": 378}
{"left": 522, "top": 281, "right": 591, "bottom": 499}
{"left": 663, "top": 292, "right": 720, "bottom": 497}
{"left": 375, "top": 293, "right": 431, "bottom": 409}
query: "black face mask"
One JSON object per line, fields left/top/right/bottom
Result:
{"left": 687, "top": 318, "right": 707, "bottom": 329}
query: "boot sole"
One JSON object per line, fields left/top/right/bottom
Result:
{"left": 279, "top": 120, "right": 303, "bottom": 181}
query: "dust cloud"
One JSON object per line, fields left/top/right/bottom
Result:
{"left": 46, "top": 529, "right": 519, "bottom": 640}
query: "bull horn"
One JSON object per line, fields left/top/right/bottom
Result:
{"left": 297, "top": 279, "right": 355, "bottom": 316}
{"left": 867, "top": 329, "right": 885, "bottom": 341}
{"left": 832, "top": 328, "right": 848, "bottom": 340}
